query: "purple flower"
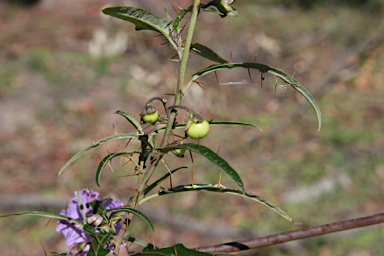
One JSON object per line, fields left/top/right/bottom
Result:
{"left": 56, "top": 189, "right": 124, "bottom": 256}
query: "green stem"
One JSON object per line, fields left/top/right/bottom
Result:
{"left": 138, "top": 193, "right": 160, "bottom": 205}
{"left": 160, "top": 0, "right": 201, "bottom": 147}
{"left": 113, "top": 157, "right": 162, "bottom": 255}
{"left": 113, "top": 1, "right": 201, "bottom": 254}
{"left": 182, "top": 78, "right": 195, "bottom": 95}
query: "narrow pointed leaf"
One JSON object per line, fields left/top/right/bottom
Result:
{"left": 173, "top": 4, "right": 232, "bottom": 29}
{"left": 157, "top": 143, "right": 244, "bottom": 191}
{"left": 58, "top": 133, "right": 139, "bottom": 175}
{"left": 151, "top": 121, "right": 261, "bottom": 137}
{"left": 162, "top": 6, "right": 171, "bottom": 19}
{"left": 102, "top": 7, "right": 172, "bottom": 34}
{"left": 106, "top": 207, "right": 154, "bottom": 233}
{"left": 143, "top": 166, "right": 188, "bottom": 197}
{"left": 87, "top": 228, "right": 113, "bottom": 256}
{"left": 87, "top": 244, "right": 110, "bottom": 256}
{"left": 0, "top": 211, "right": 83, "bottom": 226}
{"left": 124, "top": 235, "right": 154, "bottom": 248}
{"left": 154, "top": 184, "right": 293, "bottom": 222}
{"left": 192, "top": 62, "right": 322, "bottom": 131}
{"left": 96, "top": 152, "right": 139, "bottom": 187}
{"left": 191, "top": 43, "right": 228, "bottom": 64}
{"left": 115, "top": 110, "right": 143, "bottom": 134}
{"left": 210, "top": 121, "right": 263, "bottom": 131}
{"left": 173, "top": 5, "right": 194, "bottom": 30}
{"left": 102, "top": 7, "right": 176, "bottom": 49}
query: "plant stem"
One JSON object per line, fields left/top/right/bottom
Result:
{"left": 113, "top": 1, "right": 201, "bottom": 254}
{"left": 160, "top": 0, "right": 201, "bottom": 147}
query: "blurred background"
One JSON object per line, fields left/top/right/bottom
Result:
{"left": 1, "top": 0, "right": 384, "bottom": 255}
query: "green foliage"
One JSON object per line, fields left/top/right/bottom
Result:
{"left": 58, "top": 133, "right": 139, "bottom": 175}
{"left": 115, "top": 110, "right": 144, "bottom": 134}
{"left": 189, "top": 62, "right": 322, "bottom": 131}
{"left": 141, "top": 183, "right": 293, "bottom": 222}
{"left": 191, "top": 43, "right": 228, "bottom": 64}
{"left": 2, "top": 1, "right": 323, "bottom": 255}
{"left": 158, "top": 143, "right": 245, "bottom": 191}
{"left": 0, "top": 211, "right": 82, "bottom": 226}
{"left": 105, "top": 207, "right": 154, "bottom": 233}
{"left": 86, "top": 228, "right": 113, "bottom": 256}
{"left": 102, "top": 7, "right": 177, "bottom": 50}
{"left": 102, "top": 7, "right": 172, "bottom": 33}
{"left": 96, "top": 152, "right": 138, "bottom": 187}
{"left": 201, "top": 0, "right": 238, "bottom": 18}
{"left": 142, "top": 166, "right": 188, "bottom": 197}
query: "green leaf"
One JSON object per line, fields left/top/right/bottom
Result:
{"left": 87, "top": 245, "right": 110, "bottom": 256}
{"left": 191, "top": 62, "right": 322, "bottom": 131}
{"left": 162, "top": 5, "right": 171, "bottom": 19}
{"left": 155, "top": 184, "right": 293, "bottom": 222}
{"left": 151, "top": 121, "right": 262, "bottom": 137}
{"left": 210, "top": 120, "right": 263, "bottom": 131}
{"left": 86, "top": 228, "right": 112, "bottom": 256}
{"left": 124, "top": 235, "right": 154, "bottom": 248}
{"left": 102, "top": 7, "right": 176, "bottom": 49}
{"left": 191, "top": 43, "right": 228, "bottom": 64}
{"left": 131, "top": 253, "right": 168, "bottom": 256}
{"left": 96, "top": 152, "right": 138, "bottom": 187}
{"left": 0, "top": 211, "right": 83, "bottom": 226}
{"left": 102, "top": 7, "right": 172, "bottom": 33}
{"left": 58, "top": 133, "right": 139, "bottom": 175}
{"left": 106, "top": 207, "right": 154, "bottom": 233}
{"left": 115, "top": 110, "right": 143, "bottom": 134}
{"left": 201, "top": 0, "right": 238, "bottom": 18}
{"left": 143, "top": 243, "right": 216, "bottom": 256}
{"left": 173, "top": 5, "right": 194, "bottom": 30}
{"left": 143, "top": 166, "right": 188, "bottom": 197}
{"left": 157, "top": 143, "right": 244, "bottom": 192}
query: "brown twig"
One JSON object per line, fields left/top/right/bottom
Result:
{"left": 196, "top": 212, "right": 384, "bottom": 253}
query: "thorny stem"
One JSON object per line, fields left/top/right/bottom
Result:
{"left": 113, "top": 1, "right": 201, "bottom": 254}
{"left": 113, "top": 158, "right": 162, "bottom": 256}
{"left": 160, "top": 0, "right": 201, "bottom": 147}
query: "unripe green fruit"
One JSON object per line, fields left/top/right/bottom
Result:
{"left": 186, "top": 119, "right": 210, "bottom": 139}
{"left": 175, "top": 142, "right": 186, "bottom": 157}
{"left": 141, "top": 111, "right": 159, "bottom": 124}
{"left": 175, "top": 148, "right": 186, "bottom": 157}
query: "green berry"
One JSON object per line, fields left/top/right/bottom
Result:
{"left": 175, "top": 142, "right": 186, "bottom": 157}
{"left": 186, "top": 119, "right": 210, "bottom": 139}
{"left": 141, "top": 111, "right": 159, "bottom": 124}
